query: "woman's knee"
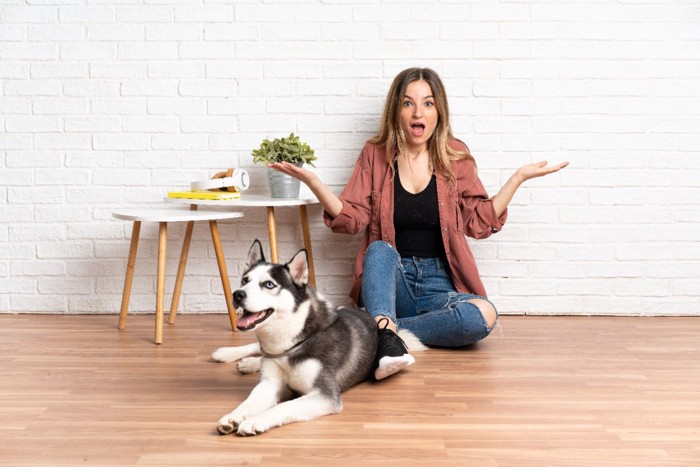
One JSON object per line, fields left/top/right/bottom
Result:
{"left": 467, "top": 298, "right": 498, "bottom": 329}
{"left": 364, "top": 241, "right": 399, "bottom": 265}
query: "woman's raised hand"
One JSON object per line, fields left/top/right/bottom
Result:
{"left": 267, "top": 161, "right": 344, "bottom": 217}
{"left": 514, "top": 161, "right": 569, "bottom": 183}
{"left": 267, "top": 162, "right": 318, "bottom": 186}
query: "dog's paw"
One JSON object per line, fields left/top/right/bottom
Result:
{"left": 236, "top": 418, "right": 269, "bottom": 437}
{"left": 237, "top": 356, "right": 262, "bottom": 374}
{"left": 212, "top": 347, "right": 240, "bottom": 363}
{"left": 216, "top": 413, "right": 242, "bottom": 435}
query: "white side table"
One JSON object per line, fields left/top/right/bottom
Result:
{"left": 113, "top": 207, "right": 244, "bottom": 344}
{"left": 165, "top": 195, "right": 320, "bottom": 286}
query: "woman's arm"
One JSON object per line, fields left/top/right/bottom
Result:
{"left": 267, "top": 162, "right": 343, "bottom": 218}
{"left": 491, "top": 160, "right": 569, "bottom": 217}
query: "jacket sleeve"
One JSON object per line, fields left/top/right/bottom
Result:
{"left": 322, "top": 145, "right": 373, "bottom": 235}
{"left": 458, "top": 159, "right": 508, "bottom": 240}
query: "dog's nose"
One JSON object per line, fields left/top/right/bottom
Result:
{"left": 233, "top": 289, "right": 246, "bottom": 306}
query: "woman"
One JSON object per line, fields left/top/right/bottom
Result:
{"left": 270, "top": 68, "right": 568, "bottom": 380}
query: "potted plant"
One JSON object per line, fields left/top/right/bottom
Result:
{"left": 252, "top": 133, "right": 317, "bottom": 198}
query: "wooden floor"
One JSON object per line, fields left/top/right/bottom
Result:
{"left": 0, "top": 314, "right": 698, "bottom": 466}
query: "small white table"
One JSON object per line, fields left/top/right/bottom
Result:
{"left": 113, "top": 208, "right": 244, "bottom": 344}
{"left": 165, "top": 195, "right": 320, "bottom": 286}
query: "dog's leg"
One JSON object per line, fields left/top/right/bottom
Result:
{"left": 212, "top": 342, "right": 261, "bottom": 363}
{"left": 216, "top": 377, "right": 290, "bottom": 435}
{"left": 236, "top": 392, "right": 342, "bottom": 436}
{"left": 236, "top": 356, "right": 262, "bottom": 374}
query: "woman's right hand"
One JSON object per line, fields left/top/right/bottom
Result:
{"left": 267, "top": 162, "right": 343, "bottom": 217}
{"left": 267, "top": 162, "right": 318, "bottom": 186}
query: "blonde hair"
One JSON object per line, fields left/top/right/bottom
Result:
{"left": 369, "top": 67, "right": 473, "bottom": 183}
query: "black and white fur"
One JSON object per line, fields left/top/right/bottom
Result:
{"left": 213, "top": 240, "right": 378, "bottom": 436}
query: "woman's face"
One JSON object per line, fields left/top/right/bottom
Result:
{"left": 399, "top": 79, "right": 439, "bottom": 151}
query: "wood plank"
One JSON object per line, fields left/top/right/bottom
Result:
{"left": 0, "top": 315, "right": 698, "bottom": 466}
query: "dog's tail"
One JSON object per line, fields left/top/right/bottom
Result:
{"left": 398, "top": 329, "right": 428, "bottom": 352}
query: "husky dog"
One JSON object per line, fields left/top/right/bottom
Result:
{"left": 212, "top": 240, "right": 378, "bottom": 436}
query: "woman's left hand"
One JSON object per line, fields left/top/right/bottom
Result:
{"left": 515, "top": 161, "right": 569, "bottom": 183}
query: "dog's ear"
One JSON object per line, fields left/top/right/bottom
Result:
{"left": 246, "top": 240, "right": 266, "bottom": 269}
{"left": 286, "top": 249, "right": 308, "bottom": 287}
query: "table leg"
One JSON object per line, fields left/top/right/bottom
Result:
{"left": 118, "top": 221, "right": 141, "bottom": 330}
{"left": 266, "top": 206, "right": 279, "bottom": 263}
{"left": 168, "top": 220, "right": 194, "bottom": 325}
{"left": 299, "top": 205, "right": 316, "bottom": 288}
{"left": 155, "top": 222, "right": 167, "bottom": 345}
{"left": 209, "top": 220, "right": 237, "bottom": 332}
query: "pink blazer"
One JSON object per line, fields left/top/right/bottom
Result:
{"left": 323, "top": 140, "right": 507, "bottom": 303}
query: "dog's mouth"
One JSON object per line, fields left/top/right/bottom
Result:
{"left": 236, "top": 308, "right": 273, "bottom": 331}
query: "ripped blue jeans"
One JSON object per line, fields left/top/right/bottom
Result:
{"left": 360, "top": 241, "right": 497, "bottom": 348}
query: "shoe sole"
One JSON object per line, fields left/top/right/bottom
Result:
{"left": 374, "top": 354, "right": 415, "bottom": 381}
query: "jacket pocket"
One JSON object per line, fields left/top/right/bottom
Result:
{"left": 454, "top": 198, "right": 464, "bottom": 233}
{"left": 369, "top": 191, "right": 381, "bottom": 235}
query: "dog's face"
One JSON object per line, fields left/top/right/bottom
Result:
{"left": 233, "top": 240, "right": 309, "bottom": 332}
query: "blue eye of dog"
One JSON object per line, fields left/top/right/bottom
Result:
{"left": 263, "top": 281, "right": 275, "bottom": 289}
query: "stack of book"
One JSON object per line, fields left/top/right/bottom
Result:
{"left": 167, "top": 191, "right": 241, "bottom": 201}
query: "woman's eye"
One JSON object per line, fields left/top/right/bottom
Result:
{"left": 402, "top": 101, "right": 412, "bottom": 107}
{"left": 264, "top": 281, "right": 276, "bottom": 289}
{"left": 425, "top": 101, "right": 434, "bottom": 107}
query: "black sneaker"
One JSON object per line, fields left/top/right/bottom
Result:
{"left": 373, "top": 317, "right": 415, "bottom": 381}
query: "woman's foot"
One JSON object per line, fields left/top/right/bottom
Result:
{"left": 373, "top": 318, "right": 415, "bottom": 380}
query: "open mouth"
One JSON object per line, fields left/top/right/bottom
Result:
{"left": 236, "top": 308, "right": 273, "bottom": 331}
{"left": 410, "top": 123, "right": 425, "bottom": 137}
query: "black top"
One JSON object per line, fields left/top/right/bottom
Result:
{"left": 393, "top": 164, "right": 447, "bottom": 259}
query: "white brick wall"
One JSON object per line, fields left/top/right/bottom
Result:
{"left": 1, "top": 0, "right": 699, "bottom": 316}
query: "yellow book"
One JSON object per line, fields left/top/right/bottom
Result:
{"left": 167, "top": 191, "right": 241, "bottom": 200}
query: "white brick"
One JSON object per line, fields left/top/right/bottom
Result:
{"left": 59, "top": 6, "right": 115, "bottom": 23}
{"left": 60, "top": 43, "right": 117, "bottom": 61}
{"left": 147, "top": 98, "right": 206, "bottom": 115}
{"left": 122, "top": 116, "right": 179, "bottom": 133}
{"left": 146, "top": 24, "right": 201, "bottom": 41}
{"left": 180, "top": 117, "right": 237, "bottom": 133}
{"left": 235, "top": 4, "right": 299, "bottom": 22}
{"left": 35, "top": 168, "right": 90, "bottom": 185}
{"left": 120, "top": 80, "right": 178, "bottom": 97}
{"left": 118, "top": 42, "right": 178, "bottom": 60}
{"left": 9, "top": 223, "right": 67, "bottom": 242}
{"left": 208, "top": 97, "right": 265, "bottom": 116}
{"left": 204, "top": 24, "right": 260, "bottom": 41}
{"left": 178, "top": 80, "right": 237, "bottom": 97}
{"left": 117, "top": 7, "right": 173, "bottom": 23}
{"left": 26, "top": 24, "right": 84, "bottom": 42}
{"left": 0, "top": 43, "right": 57, "bottom": 60}
{"left": 35, "top": 206, "right": 92, "bottom": 223}
{"left": 92, "top": 98, "right": 145, "bottom": 115}
{"left": 2, "top": 6, "right": 57, "bottom": 24}
{"left": 0, "top": 25, "right": 26, "bottom": 41}
{"left": 64, "top": 117, "right": 121, "bottom": 133}
{"left": 179, "top": 42, "right": 236, "bottom": 60}
{"left": 5, "top": 116, "right": 61, "bottom": 133}
{"left": 39, "top": 278, "right": 93, "bottom": 295}
{"left": 43, "top": 134, "right": 97, "bottom": 150}
{"left": 93, "top": 134, "right": 149, "bottom": 151}
{"left": 174, "top": 5, "right": 233, "bottom": 22}
{"left": 31, "top": 62, "right": 87, "bottom": 79}
{"left": 263, "top": 23, "right": 319, "bottom": 41}
{"left": 151, "top": 134, "right": 208, "bottom": 151}
{"left": 150, "top": 62, "right": 204, "bottom": 79}
{"left": 6, "top": 152, "right": 62, "bottom": 168}
{"left": 65, "top": 151, "right": 123, "bottom": 168}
